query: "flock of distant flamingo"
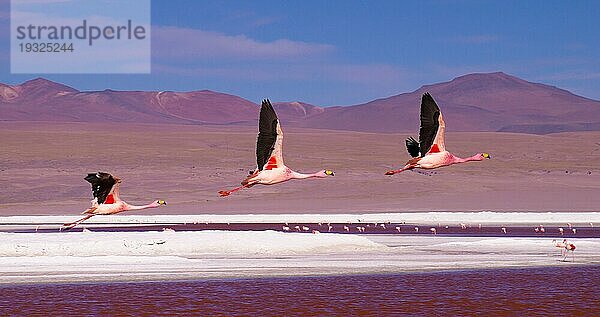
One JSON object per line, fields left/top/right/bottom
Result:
{"left": 57, "top": 93, "right": 581, "bottom": 261}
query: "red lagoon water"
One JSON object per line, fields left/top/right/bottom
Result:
{"left": 1, "top": 265, "right": 598, "bottom": 316}
{"left": 13, "top": 222, "right": 600, "bottom": 238}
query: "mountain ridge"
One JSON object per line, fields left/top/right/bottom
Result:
{"left": 1, "top": 72, "right": 599, "bottom": 134}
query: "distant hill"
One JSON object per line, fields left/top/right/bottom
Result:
{"left": 299, "top": 72, "right": 600, "bottom": 133}
{"left": 2, "top": 72, "right": 599, "bottom": 134}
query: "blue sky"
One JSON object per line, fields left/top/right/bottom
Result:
{"left": 1, "top": 0, "right": 599, "bottom": 106}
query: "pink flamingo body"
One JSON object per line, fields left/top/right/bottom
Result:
{"left": 220, "top": 99, "right": 334, "bottom": 196}
{"left": 553, "top": 239, "right": 567, "bottom": 256}
{"left": 62, "top": 172, "right": 166, "bottom": 230}
{"left": 386, "top": 93, "right": 489, "bottom": 175}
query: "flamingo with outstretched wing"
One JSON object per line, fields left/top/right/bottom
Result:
{"left": 62, "top": 172, "right": 166, "bottom": 230}
{"left": 386, "top": 93, "right": 490, "bottom": 175}
{"left": 219, "top": 99, "right": 334, "bottom": 196}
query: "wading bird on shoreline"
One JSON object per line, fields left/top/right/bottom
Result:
{"left": 553, "top": 239, "right": 567, "bottom": 256}
{"left": 62, "top": 172, "right": 166, "bottom": 230}
{"left": 563, "top": 241, "right": 576, "bottom": 262}
{"left": 385, "top": 93, "right": 490, "bottom": 175}
{"left": 219, "top": 99, "right": 334, "bottom": 196}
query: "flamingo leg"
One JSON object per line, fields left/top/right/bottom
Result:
{"left": 62, "top": 214, "right": 95, "bottom": 230}
{"left": 385, "top": 165, "right": 414, "bottom": 175}
{"left": 572, "top": 251, "right": 575, "bottom": 262}
{"left": 562, "top": 250, "right": 574, "bottom": 262}
{"left": 218, "top": 183, "right": 254, "bottom": 197}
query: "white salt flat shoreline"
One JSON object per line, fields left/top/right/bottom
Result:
{"left": 1, "top": 212, "right": 599, "bottom": 225}
{"left": 0, "top": 232, "right": 598, "bottom": 284}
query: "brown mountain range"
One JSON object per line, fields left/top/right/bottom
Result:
{"left": 2, "top": 72, "right": 599, "bottom": 134}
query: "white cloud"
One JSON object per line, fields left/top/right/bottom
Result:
{"left": 152, "top": 26, "right": 334, "bottom": 60}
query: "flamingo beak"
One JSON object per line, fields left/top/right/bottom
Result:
{"left": 158, "top": 200, "right": 167, "bottom": 205}
{"left": 325, "top": 170, "right": 335, "bottom": 176}
{"left": 483, "top": 153, "right": 491, "bottom": 159}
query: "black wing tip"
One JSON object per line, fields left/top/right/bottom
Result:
{"left": 260, "top": 98, "right": 276, "bottom": 113}
{"left": 84, "top": 171, "right": 110, "bottom": 178}
{"left": 84, "top": 172, "right": 99, "bottom": 182}
{"left": 84, "top": 172, "right": 115, "bottom": 184}
{"left": 259, "top": 98, "right": 278, "bottom": 120}
{"left": 405, "top": 136, "right": 420, "bottom": 157}
{"left": 420, "top": 92, "right": 440, "bottom": 114}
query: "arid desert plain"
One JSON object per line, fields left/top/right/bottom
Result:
{"left": 1, "top": 121, "right": 598, "bottom": 216}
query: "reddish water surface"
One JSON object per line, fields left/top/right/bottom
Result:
{"left": 1, "top": 266, "right": 598, "bottom": 316}
{"left": 9, "top": 222, "right": 600, "bottom": 238}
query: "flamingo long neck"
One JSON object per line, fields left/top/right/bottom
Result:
{"left": 124, "top": 202, "right": 159, "bottom": 211}
{"left": 451, "top": 154, "right": 483, "bottom": 164}
{"left": 291, "top": 171, "right": 322, "bottom": 179}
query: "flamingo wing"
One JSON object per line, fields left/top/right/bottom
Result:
{"left": 256, "top": 99, "right": 284, "bottom": 171}
{"left": 84, "top": 172, "right": 117, "bottom": 204}
{"left": 418, "top": 93, "right": 446, "bottom": 156}
{"left": 405, "top": 136, "right": 420, "bottom": 158}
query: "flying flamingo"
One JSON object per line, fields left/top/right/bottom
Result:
{"left": 62, "top": 172, "right": 166, "bottom": 230}
{"left": 385, "top": 93, "right": 490, "bottom": 175}
{"left": 219, "top": 99, "right": 334, "bottom": 196}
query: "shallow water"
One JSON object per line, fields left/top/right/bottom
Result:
{"left": 0, "top": 266, "right": 598, "bottom": 316}
{"left": 4, "top": 221, "right": 599, "bottom": 239}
